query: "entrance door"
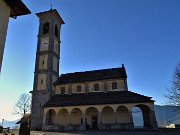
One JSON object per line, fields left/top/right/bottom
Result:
{"left": 92, "top": 116, "right": 98, "bottom": 129}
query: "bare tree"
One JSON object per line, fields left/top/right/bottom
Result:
{"left": 165, "top": 63, "right": 180, "bottom": 110}
{"left": 13, "top": 93, "right": 31, "bottom": 117}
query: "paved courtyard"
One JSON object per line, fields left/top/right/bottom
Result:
{"left": 30, "top": 129, "right": 180, "bottom": 135}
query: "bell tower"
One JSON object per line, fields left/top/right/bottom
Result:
{"left": 31, "top": 9, "right": 64, "bottom": 130}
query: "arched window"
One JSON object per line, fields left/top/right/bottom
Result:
{"left": 55, "top": 24, "right": 58, "bottom": 37}
{"left": 43, "top": 22, "right": 49, "bottom": 35}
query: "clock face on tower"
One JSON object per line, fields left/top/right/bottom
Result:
{"left": 41, "top": 40, "right": 49, "bottom": 47}
{"left": 40, "top": 37, "right": 49, "bottom": 51}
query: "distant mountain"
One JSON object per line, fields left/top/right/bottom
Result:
{"left": 154, "top": 105, "right": 180, "bottom": 126}
{"left": 132, "top": 105, "right": 180, "bottom": 127}
{"left": 2, "top": 120, "right": 19, "bottom": 129}
{"left": 2, "top": 105, "right": 180, "bottom": 129}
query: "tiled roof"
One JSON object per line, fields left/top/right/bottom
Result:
{"left": 36, "top": 9, "right": 65, "bottom": 24}
{"left": 4, "top": 0, "right": 31, "bottom": 18}
{"left": 54, "top": 66, "right": 127, "bottom": 85}
{"left": 43, "top": 91, "right": 154, "bottom": 108}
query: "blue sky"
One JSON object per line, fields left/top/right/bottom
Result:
{"left": 0, "top": 0, "right": 180, "bottom": 121}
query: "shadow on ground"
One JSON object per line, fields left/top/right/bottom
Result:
{"left": 29, "top": 128, "right": 180, "bottom": 135}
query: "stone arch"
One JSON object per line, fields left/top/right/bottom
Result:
{"left": 71, "top": 108, "right": 82, "bottom": 124}
{"left": 132, "top": 104, "right": 153, "bottom": 128}
{"left": 55, "top": 24, "right": 58, "bottom": 37}
{"left": 43, "top": 22, "right": 49, "bottom": 34}
{"left": 116, "top": 105, "right": 130, "bottom": 123}
{"left": 85, "top": 107, "right": 99, "bottom": 129}
{"left": 58, "top": 108, "right": 69, "bottom": 125}
{"left": 102, "top": 106, "right": 115, "bottom": 124}
{"left": 46, "top": 109, "right": 57, "bottom": 125}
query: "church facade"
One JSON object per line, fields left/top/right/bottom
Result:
{"left": 30, "top": 9, "right": 158, "bottom": 131}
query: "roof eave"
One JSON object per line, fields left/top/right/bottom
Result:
{"left": 54, "top": 76, "right": 127, "bottom": 85}
{"left": 4, "top": 0, "right": 31, "bottom": 18}
{"left": 36, "top": 9, "right": 65, "bottom": 25}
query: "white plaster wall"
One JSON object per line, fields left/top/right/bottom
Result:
{"left": 88, "top": 81, "right": 104, "bottom": 92}
{"left": 54, "top": 78, "right": 127, "bottom": 94}
{"left": 55, "top": 84, "right": 69, "bottom": 94}
{"left": 72, "top": 83, "right": 85, "bottom": 93}
{"left": 107, "top": 79, "right": 125, "bottom": 91}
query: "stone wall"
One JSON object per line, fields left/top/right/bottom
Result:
{"left": 0, "top": 0, "right": 10, "bottom": 72}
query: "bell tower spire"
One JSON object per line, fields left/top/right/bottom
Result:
{"left": 31, "top": 9, "right": 64, "bottom": 130}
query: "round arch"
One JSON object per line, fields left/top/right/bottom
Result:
{"left": 46, "top": 109, "right": 57, "bottom": 125}
{"left": 116, "top": 105, "right": 130, "bottom": 123}
{"left": 71, "top": 108, "right": 82, "bottom": 125}
{"left": 102, "top": 106, "right": 115, "bottom": 124}
{"left": 132, "top": 104, "right": 153, "bottom": 128}
{"left": 58, "top": 108, "right": 69, "bottom": 125}
{"left": 85, "top": 107, "right": 99, "bottom": 129}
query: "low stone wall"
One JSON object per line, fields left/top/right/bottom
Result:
{"left": 42, "top": 124, "right": 82, "bottom": 131}
{"left": 43, "top": 123, "right": 131, "bottom": 131}
{"left": 102, "top": 123, "right": 131, "bottom": 130}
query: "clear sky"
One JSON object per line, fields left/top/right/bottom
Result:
{"left": 0, "top": 0, "right": 180, "bottom": 121}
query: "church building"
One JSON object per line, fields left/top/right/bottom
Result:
{"left": 30, "top": 9, "right": 158, "bottom": 131}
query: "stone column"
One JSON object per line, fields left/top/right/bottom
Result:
{"left": 151, "top": 110, "right": 158, "bottom": 129}
{"left": 68, "top": 112, "right": 71, "bottom": 125}
{"left": 42, "top": 111, "right": 46, "bottom": 131}
{"left": 55, "top": 112, "right": 58, "bottom": 131}
{"left": 129, "top": 111, "right": 134, "bottom": 129}
{"left": 114, "top": 111, "right": 117, "bottom": 124}
{"left": 43, "top": 112, "right": 46, "bottom": 125}
{"left": 82, "top": 112, "right": 86, "bottom": 130}
{"left": 142, "top": 109, "right": 149, "bottom": 128}
{"left": 98, "top": 111, "right": 102, "bottom": 130}
{"left": 114, "top": 111, "right": 118, "bottom": 130}
{"left": 68, "top": 112, "right": 72, "bottom": 130}
{"left": 56, "top": 113, "right": 59, "bottom": 125}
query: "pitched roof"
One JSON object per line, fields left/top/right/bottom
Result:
{"left": 36, "top": 9, "right": 65, "bottom": 25}
{"left": 54, "top": 66, "right": 127, "bottom": 85}
{"left": 16, "top": 114, "right": 31, "bottom": 124}
{"left": 43, "top": 91, "right": 154, "bottom": 108}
